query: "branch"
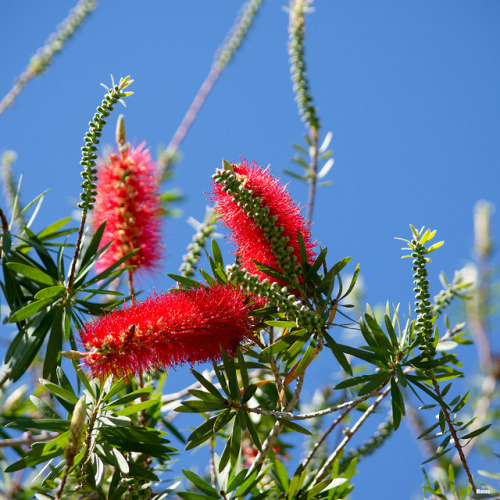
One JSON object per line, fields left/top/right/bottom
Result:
{"left": 0, "top": 431, "right": 59, "bottom": 448}
{"left": 429, "top": 371, "right": 476, "bottom": 494}
{"left": 0, "top": 0, "right": 97, "bottom": 116}
{"left": 313, "top": 383, "right": 392, "bottom": 484}
{"left": 158, "top": 0, "right": 262, "bottom": 178}
{"left": 229, "top": 388, "right": 381, "bottom": 421}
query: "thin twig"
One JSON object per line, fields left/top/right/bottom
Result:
{"left": 429, "top": 371, "right": 476, "bottom": 495}
{"left": 306, "top": 126, "right": 319, "bottom": 223}
{"left": 302, "top": 405, "right": 353, "bottom": 470}
{"left": 0, "top": 206, "right": 9, "bottom": 233}
{"left": 0, "top": 431, "right": 59, "bottom": 448}
{"left": 158, "top": 0, "right": 262, "bottom": 178}
{"left": 209, "top": 436, "right": 216, "bottom": 488}
{"left": 0, "top": 0, "right": 97, "bottom": 116}
{"left": 247, "top": 371, "right": 306, "bottom": 473}
{"left": 313, "top": 383, "right": 392, "bottom": 484}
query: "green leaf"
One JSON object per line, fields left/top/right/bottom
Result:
{"left": 99, "top": 426, "right": 173, "bottom": 459}
{"left": 213, "top": 362, "right": 230, "bottom": 397}
{"left": 37, "top": 217, "right": 73, "bottom": 239}
{"left": 306, "top": 247, "right": 329, "bottom": 278}
{"left": 460, "top": 424, "right": 491, "bottom": 440}
{"left": 288, "top": 465, "right": 307, "bottom": 500}
{"left": 364, "top": 313, "right": 393, "bottom": 351}
{"left": 384, "top": 314, "right": 399, "bottom": 347}
{"left": 241, "top": 410, "right": 261, "bottom": 451}
{"left": 237, "top": 349, "right": 249, "bottom": 390}
{"left": 253, "top": 261, "right": 288, "bottom": 283}
{"left": 167, "top": 273, "right": 201, "bottom": 288}
{"left": 323, "top": 331, "right": 352, "bottom": 375}
{"left": 297, "top": 230, "right": 309, "bottom": 267}
{"left": 185, "top": 416, "right": 219, "bottom": 450}
{"left": 358, "top": 372, "right": 390, "bottom": 396}
{"left": 39, "top": 379, "right": 79, "bottom": 405}
{"left": 396, "top": 364, "right": 408, "bottom": 388}
{"left": 175, "top": 400, "right": 226, "bottom": 413}
{"left": 330, "top": 257, "right": 352, "bottom": 277}
{"left": 230, "top": 417, "right": 241, "bottom": 468}
{"left": 227, "top": 469, "right": 250, "bottom": 492}
{"left": 390, "top": 377, "right": 405, "bottom": 430}
{"left": 115, "top": 399, "right": 159, "bottom": 416}
{"left": 43, "top": 306, "right": 64, "bottom": 380}
{"left": 191, "top": 370, "right": 224, "bottom": 401}
{"left": 336, "top": 343, "right": 387, "bottom": 366}
{"left": 451, "top": 392, "right": 470, "bottom": 413}
{"left": 283, "top": 169, "right": 307, "bottom": 181}
{"left": 188, "top": 389, "right": 224, "bottom": 404}
{"left": 219, "top": 432, "right": 232, "bottom": 473}
{"left": 221, "top": 348, "right": 239, "bottom": 400}
{"left": 272, "top": 456, "right": 290, "bottom": 492}
{"left": 80, "top": 221, "right": 106, "bottom": 268}
{"left": 277, "top": 418, "right": 312, "bottom": 435}
{"left": 241, "top": 384, "right": 258, "bottom": 405}
{"left": 102, "top": 379, "right": 127, "bottom": 403}
{"left": 34, "top": 285, "right": 65, "bottom": 300}
{"left": 211, "top": 239, "right": 224, "bottom": 268}
{"left": 178, "top": 493, "right": 220, "bottom": 500}
{"left": 6, "top": 262, "right": 58, "bottom": 285}
{"left": 8, "top": 298, "right": 54, "bottom": 323}
{"left": 30, "top": 396, "right": 61, "bottom": 419}
{"left": 182, "top": 469, "right": 220, "bottom": 498}
{"left": 260, "top": 329, "right": 308, "bottom": 359}
{"left": 334, "top": 374, "right": 379, "bottom": 391}
{"left": 112, "top": 447, "right": 129, "bottom": 474}
{"left": 265, "top": 320, "right": 297, "bottom": 328}
{"left": 9, "top": 310, "right": 55, "bottom": 381}
{"left": 340, "top": 264, "right": 360, "bottom": 300}
{"left": 233, "top": 466, "right": 270, "bottom": 497}
{"left": 104, "top": 387, "right": 153, "bottom": 410}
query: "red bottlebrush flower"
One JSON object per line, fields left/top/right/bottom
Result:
{"left": 210, "top": 159, "right": 316, "bottom": 283}
{"left": 80, "top": 285, "right": 259, "bottom": 379}
{"left": 92, "top": 142, "right": 163, "bottom": 276}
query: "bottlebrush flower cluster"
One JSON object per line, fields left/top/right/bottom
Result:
{"left": 92, "top": 142, "right": 163, "bottom": 275}
{"left": 210, "top": 159, "right": 316, "bottom": 283}
{"left": 80, "top": 285, "right": 259, "bottom": 379}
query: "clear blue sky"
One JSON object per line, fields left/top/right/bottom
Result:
{"left": 1, "top": 1, "right": 500, "bottom": 498}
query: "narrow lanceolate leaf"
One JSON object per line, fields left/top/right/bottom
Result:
{"left": 460, "top": 424, "right": 491, "bottom": 440}
{"left": 114, "top": 399, "right": 159, "bottom": 416}
{"left": 34, "top": 285, "right": 65, "bottom": 300}
{"left": 39, "top": 379, "right": 79, "bottom": 405}
{"left": 5, "top": 262, "right": 58, "bottom": 285}
{"left": 191, "top": 370, "right": 224, "bottom": 400}
{"left": 8, "top": 298, "right": 54, "bottom": 323}
{"left": 277, "top": 418, "right": 312, "bottom": 435}
{"left": 182, "top": 469, "right": 220, "bottom": 498}
{"left": 323, "top": 331, "right": 352, "bottom": 375}
{"left": 175, "top": 400, "right": 226, "bottom": 413}
{"left": 390, "top": 377, "right": 405, "bottom": 430}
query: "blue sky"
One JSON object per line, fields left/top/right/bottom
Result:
{"left": 1, "top": 1, "right": 500, "bottom": 498}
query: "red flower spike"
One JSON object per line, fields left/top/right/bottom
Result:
{"left": 210, "top": 159, "right": 316, "bottom": 283}
{"left": 92, "top": 142, "right": 163, "bottom": 276}
{"left": 80, "top": 285, "right": 259, "bottom": 379}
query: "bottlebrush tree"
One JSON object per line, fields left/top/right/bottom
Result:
{"left": 0, "top": 1, "right": 498, "bottom": 499}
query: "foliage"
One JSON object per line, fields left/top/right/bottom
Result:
{"left": 0, "top": 1, "right": 499, "bottom": 499}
